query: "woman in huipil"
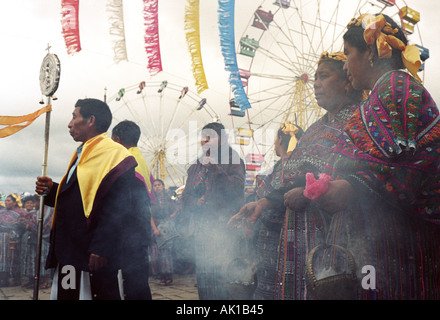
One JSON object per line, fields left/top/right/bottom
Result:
{"left": 315, "top": 13, "right": 440, "bottom": 299}
{"left": 0, "top": 194, "right": 25, "bottom": 286}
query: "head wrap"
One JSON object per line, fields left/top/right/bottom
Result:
{"left": 281, "top": 121, "right": 299, "bottom": 155}
{"left": 8, "top": 193, "right": 21, "bottom": 207}
{"left": 347, "top": 14, "right": 421, "bottom": 82}
{"left": 9, "top": 193, "right": 19, "bottom": 202}
{"left": 318, "top": 51, "right": 347, "bottom": 65}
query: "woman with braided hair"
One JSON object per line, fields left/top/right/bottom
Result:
{"left": 247, "top": 122, "right": 303, "bottom": 300}
{"left": 229, "top": 51, "right": 365, "bottom": 299}
{"left": 313, "top": 14, "right": 440, "bottom": 299}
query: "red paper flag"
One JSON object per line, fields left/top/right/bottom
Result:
{"left": 61, "top": 0, "right": 81, "bottom": 54}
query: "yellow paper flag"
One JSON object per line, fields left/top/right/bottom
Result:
{"left": 0, "top": 105, "right": 52, "bottom": 138}
{"left": 184, "top": 0, "right": 208, "bottom": 94}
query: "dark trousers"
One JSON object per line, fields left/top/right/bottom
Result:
{"left": 122, "top": 267, "right": 152, "bottom": 300}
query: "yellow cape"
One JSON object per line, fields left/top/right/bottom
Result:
{"left": 128, "top": 146, "right": 152, "bottom": 192}
{"left": 56, "top": 133, "right": 134, "bottom": 218}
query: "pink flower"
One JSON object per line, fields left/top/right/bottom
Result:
{"left": 303, "top": 173, "right": 332, "bottom": 200}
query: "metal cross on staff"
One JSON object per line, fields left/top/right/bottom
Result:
{"left": 33, "top": 44, "right": 60, "bottom": 300}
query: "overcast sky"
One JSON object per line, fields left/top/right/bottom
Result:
{"left": 1, "top": 0, "right": 439, "bottom": 195}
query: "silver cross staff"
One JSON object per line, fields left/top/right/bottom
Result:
{"left": 33, "top": 45, "right": 60, "bottom": 300}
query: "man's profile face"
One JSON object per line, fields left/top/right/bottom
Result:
{"left": 68, "top": 107, "right": 90, "bottom": 142}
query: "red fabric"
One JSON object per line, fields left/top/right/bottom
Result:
{"left": 61, "top": 0, "right": 81, "bottom": 54}
{"left": 143, "top": 0, "right": 162, "bottom": 75}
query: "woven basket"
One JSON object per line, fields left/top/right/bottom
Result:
{"left": 306, "top": 244, "right": 359, "bottom": 300}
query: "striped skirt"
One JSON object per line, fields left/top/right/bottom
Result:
{"left": 276, "top": 200, "right": 440, "bottom": 300}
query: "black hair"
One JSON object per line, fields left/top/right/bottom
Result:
{"left": 202, "top": 122, "right": 225, "bottom": 141}
{"left": 343, "top": 13, "right": 407, "bottom": 70}
{"left": 201, "top": 122, "right": 242, "bottom": 165}
{"left": 153, "top": 179, "right": 165, "bottom": 187}
{"left": 22, "top": 195, "right": 35, "bottom": 204}
{"left": 202, "top": 122, "right": 226, "bottom": 163}
{"left": 112, "top": 120, "right": 141, "bottom": 146}
{"left": 75, "top": 98, "right": 112, "bottom": 133}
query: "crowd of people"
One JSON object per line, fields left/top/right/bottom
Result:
{"left": 0, "top": 193, "right": 53, "bottom": 289}
{"left": 1, "top": 12, "right": 439, "bottom": 300}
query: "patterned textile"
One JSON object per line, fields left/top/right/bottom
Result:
{"left": 282, "top": 105, "right": 357, "bottom": 186}
{"left": 325, "top": 200, "right": 440, "bottom": 299}
{"left": 252, "top": 208, "right": 284, "bottom": 300}
{"left": 151, "top": 193, "right": 176, "bottom": 224}
{"left": 20, "top": 207, "right": 54, "bottom": 280}
{"left": 0, "top": 208, "right": 25, "bottom": 282}
{"left": 255, "top": 158, "right": 287, "bottom": 199}
{"left": 192, "top": 166, "right": 209, "bottom": 198}
{"left": 323, "top": 70, "right": 440, "bottom": 299}
{"left": 277, "top": 204, "right": 330, "bottom": 300}
{"left": 150, "top": 193, "right": 176, "bottom": 276}
{"left": 194, "top": 217, "right": 235, "bottom": 300}
{"left": 149, "top": 243, "right": 173, "bottom": 276}
{"left": 275, "top": 104, "right": 358, "bottom": 300}
{"left": 253, "top": 158, "right": 287, "bottom": 299}
{"left": 330, "top": 71, "right": 440, "bottom": 222}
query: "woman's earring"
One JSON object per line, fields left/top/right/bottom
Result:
{"left": 369, "top": 57, "right": 374, "bottom": 68}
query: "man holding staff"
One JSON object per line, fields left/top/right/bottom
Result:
{"left": 36, "top": 98, "right": 151, "bottom": 300}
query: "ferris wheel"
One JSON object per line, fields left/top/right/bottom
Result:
{"left": 107, "top": 78, "right": 219, "bottom": 188}
{"left": 228, "top": 0, "right": 427, "bottom": 187}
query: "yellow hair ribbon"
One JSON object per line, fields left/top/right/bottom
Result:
{"left": 349, "top": 14, "right": 422, "bottom": 82}
{"left": 318, "top": 51, "right": 347, "bottom": 65}
{"left": 9, "top": 193, "right": 19, "bottom": 201}
{"left": 281, "top": 121, "right": 299, "bottom": 155}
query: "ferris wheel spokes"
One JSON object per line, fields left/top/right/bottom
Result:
{"left": 108, "top": 80, "right": 215, "bottom": 187}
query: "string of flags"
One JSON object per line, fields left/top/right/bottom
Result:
{"left": 1, "top": 0, "right": 253, "bottom": 139}
{"left": 59, "top": 0, "right": 251, "bottom": 111}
